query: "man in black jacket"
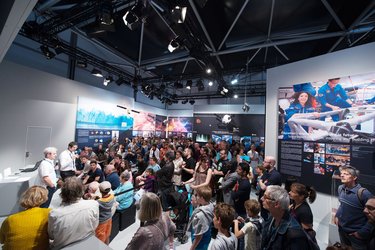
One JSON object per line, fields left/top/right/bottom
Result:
{"left": 156, "top": 151, "right": 175, "bottom": 211}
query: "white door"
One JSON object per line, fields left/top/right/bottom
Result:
{"left": 25, "top": 126, "right": 52, "bottom": 166}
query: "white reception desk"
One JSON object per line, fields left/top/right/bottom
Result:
{"left": 0, "top": 168, "right": 38, "bottom": 216}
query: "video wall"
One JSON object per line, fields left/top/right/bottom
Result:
{"left": 193, "top": 114, "right": 265, "bottom": 144}
{"left": 277, "top": 72, "right": 375, "bottom": 194}
{"left": 75, "top": 97, "right": 266, "bottom": 148}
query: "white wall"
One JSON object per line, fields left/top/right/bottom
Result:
{"left": 266, "top": 42, "right": 375, "bottom": 246}
{"left": 0, "top": 60, "right": 171, "bottom": 174}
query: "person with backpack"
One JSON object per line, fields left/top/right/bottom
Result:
{"left": 234, "top": 199, "right": 263, "bottom": 250}
{"left": 334, "top": 165, "right": 374, "bottom": 250}
{"left": 261, "top": 185, "right": 308, "bottom": 249}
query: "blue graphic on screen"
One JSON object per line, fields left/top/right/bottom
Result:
{"left": 76, "top": 97, "right": 133, "bottom": 130}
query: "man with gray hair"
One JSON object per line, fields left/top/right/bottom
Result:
{"left": 334, "top": 165, "right": 373, "bottom": 249}
{"left": 261, "top": 185, "right": 308, "bottom": 249}
{"left": 35, "top": 147, "right": 58, "bottom": 208}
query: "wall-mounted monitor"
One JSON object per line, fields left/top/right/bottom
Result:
{"left": 196, "top": 134, "right": 210, "bottom": 143}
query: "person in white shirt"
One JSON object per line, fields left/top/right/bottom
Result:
{"left": 48, "top": 177, "right": 99, "bottom": 250}
{"left": 35, "top": 147, "right": 58, "bottom": 208}
{"left": 58, "top": 141, "right": 78, "bottom": 180}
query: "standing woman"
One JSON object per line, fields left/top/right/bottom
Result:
{"left": 126, "top": 192, "right": 175, "bottom": 250}
{"left": 183, "top": 156, "right": 212, "bottom": 191}
{"left": 283, "top": 83, "right": 317, "bottom": 140}
{"left": 172, "top": 150, "right": 184, "bottom": 186}
{"left": 289, "top": 182, "right": 317, "bottom": 239}
{"left": 0, "top": 186, "right": 50, "bottom": 250}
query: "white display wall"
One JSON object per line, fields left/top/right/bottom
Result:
{"left": 266, "top": 42, "right": 375, "bottom": 246}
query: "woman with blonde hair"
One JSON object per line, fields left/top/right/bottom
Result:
{"left": 126, "top": 192, "right": 176, "bottom": 250}
{"left": 0, "top": 186, "right": 50, "bottom": 250}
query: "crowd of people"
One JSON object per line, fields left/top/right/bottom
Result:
{"left": 0, "top": 136, "right": 374, "bottom": 250}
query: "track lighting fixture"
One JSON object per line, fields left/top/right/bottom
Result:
{"left": 242, "top": 103, "right": 250, "bottom": 112}
{"left": 189, "top": 99, "right": 195, "bottom": 105}
{"left": 186, "top": 80, "right": 193, "bottom": 89}
{"left": 171, "top": 6, "right": 187, "bottom": 23}
{"left": 103, "top": 76, "right": 113, "bottom": 86}
{"left": 91, "top": 68, "right": 103, "bottom": 77}
{"left": 197, "top": 79, "right": 205, "bottom": 91}
{"left": 168, "top": 37, "right": 180, "bottom": 52}
{"left": 40, "top": 45, "right": 55, "bottom": 59}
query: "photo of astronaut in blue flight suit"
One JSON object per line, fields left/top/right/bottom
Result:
{"left": 283, "top": 82, "right": 317, "bottom": 140}
{"left": 317, "top": 78, "right": 353, "bottom": 121}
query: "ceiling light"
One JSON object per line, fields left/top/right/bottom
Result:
{"left": 234, "top": 94, "right": 238, "bottom": 98}
{"left": 186, "top": 80, "right": 193, "bottom": 89}
{"left": 168, "top": 37, "right": 180, "bottom": 52}
{"left": 40, "top": 45, "right": 55, "bottom": 60}
{"left": 76, "top": 60, "right": 87, "bottom": 68}
{"left": 206, "top": 68, "right": 212, "bottom": 74}
{"left": 99, "top": 0, "right": 114, "bottom": 25}
{"left": 242, "top": 103, "right": 250, "bottom": 112}
{"left": 171, "top": 6, "right": 187, "bottom": 23}
{"left": 123, "top": 10, "right": 139, "bottom": 30}
{"left": 189, "top": 99, "right": 195, "bottom": 105}
{"left": 208, "top": 81, "right": 213, "bottom": 86}
{"left": 231, "top": 79, "right": 238, "bottom": 84}
{"left": 103, "top": 76, "right": 113, "bottom": 86}
{"left": 174, "top": 81, "right": 184, "bottom": 89}
{"left": 197, "top": 79, "right": 205, "bottom": 91}
{"left": 91, "top": 68, "right": 103, "bottom": 77}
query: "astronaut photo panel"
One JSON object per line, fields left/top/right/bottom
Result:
{"left": 277, "top": 72, "right": 375, "bottom": 194}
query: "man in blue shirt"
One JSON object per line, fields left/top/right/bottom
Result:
{"left": 318, "top": 78, "right": 353, "bottom": 121}
{"left": 335, "top": 165, "right": 374, "bottom": 250}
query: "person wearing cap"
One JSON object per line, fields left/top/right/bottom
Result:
{"left": 334, "top": 165, "right": 374, "bottom": 249}
{"left": 318, "top": 78, "right": 353, "bottom": 121}
{"left": 283, "top": 82, "right": 317, "bottom": 140}
{"left": 96, "top": 181, "right": 116, "bottom": 244}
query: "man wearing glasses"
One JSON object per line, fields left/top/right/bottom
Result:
{"left": 335, "top": 165, "right": 373, "bottom": 250}
{"left": 261, "top": 185, "right": 308, "bottom": 249}
{"left": 258, "top": 156, "right": 282, "bottom": 219}
{"left": 364, "top": 197, "right": 375, "bottom": 249}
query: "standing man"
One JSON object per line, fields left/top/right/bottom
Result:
{"left": 364, "top": 197, "right": 375, "bottom": 249}
{"left": 318, "top": 78, "right": 353, "bottom": 121}
{"left": 181, "top": 147, "right": 196, "bottom": 183}
{"left": 59, "top": 141, "right": 79, "bottom": 180}
{"left": 35, "top": 147, "right": 58, "bottom": 208}
{"left": 335, "top": 166, "right": 373, "bottom": 250}
{"left": 247, "top": 144, "right": 259, "bottom": 184}
{"left": 149, "top": 144, "right": 160, "bottom": 163}
{"left": 261, "top": 185, "right": 308, "bottom": 249}
{"left": 231, "top": 163, "right": 251, "bottom": 218}
{"left": 258, "top": 156, "right": 282, "bottom": 220}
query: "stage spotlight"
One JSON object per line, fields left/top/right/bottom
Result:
{"left": 219, "top": 85, "right": 229, "bottom": 95}
{"left": 99, "top": 0, "right": 114, "bottom": 25}
{"left": 91, "top": 68, "right": 103, "bottom": 77}
{"left": 103, "top": 76, "right": 113, "bottom": 86}
{"left": 231, "top": 79, "right": 238, "bottom": 84}
{"left": 189, "top": 99, "right": 195, "bottom": 105}
{"left": 174, "top": 81, "right": 184, "bottom": 89}
{"left": 197, "top": 79, "right": 205, "bottom": 91}
{"left": 76, "top": 60, "right": 87, "bottom": 68}
{"left": 171, "top": 6, "right": 187, "bottom": 23}
{"left": 123, "top": 3, "right": 144, "bottom": 31}
{"left": 242, "top": 103, "right": 250, "bottom": 112}
{"left": 181, "top": 99, "right": 188, "bottom": 104}
{"left": 186, "top": 80, "right": 193, "bottom": 89}
{"left": 206, "top": 68, "right": 212, "bottom": 74}
{"left": 208, "top": 81, "right": 213, "bottom": 86}
{"left": 168, "top": 37, "right": 180, "bottom": 52}
{"left": 234, "top": 94, "right": 238, "bottom": 99}
{"left": 40, "top": 45, "right": 55, "bottom": 59}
